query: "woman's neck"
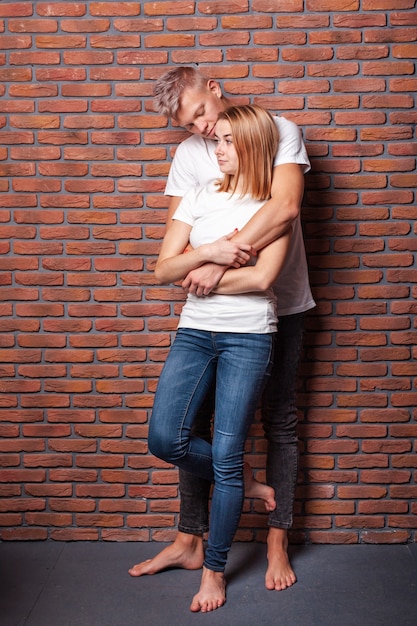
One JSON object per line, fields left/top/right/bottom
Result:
{"left": 229, "top": 175, "right": 244, "bottom": 194}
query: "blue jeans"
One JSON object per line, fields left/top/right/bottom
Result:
{"left": 148, "top": 328, "right": 273, "bottom": 572}
{"left": 177, "top": 312, "right": 305, "bottom": 535}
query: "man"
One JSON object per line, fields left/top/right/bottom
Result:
{"left": 129, "top": 67, "right": 315, "bottom": 606}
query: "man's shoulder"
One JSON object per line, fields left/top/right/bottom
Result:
{"left": 176, "top": 133, "right": 207, "bottom": 153}
{"left": 273, "top": 115, "right": 299, "bottom": 135}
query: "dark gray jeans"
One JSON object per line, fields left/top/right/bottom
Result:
{"left": 178, "top": 312, "right": 305, "bottom": 534}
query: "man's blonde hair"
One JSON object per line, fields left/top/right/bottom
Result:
{"left": 216, "top": 105, "right": 279, "bottom": 201}
{"left": 153, "top": 66, "right": 209, "bottom": 120}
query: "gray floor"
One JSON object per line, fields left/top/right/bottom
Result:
{"left": 1, "top": 541, "right": 416, "bottom": 626}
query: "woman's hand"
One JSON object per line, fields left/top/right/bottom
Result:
{"left": 182, "top": 263, "right": 227, "bottom": 296}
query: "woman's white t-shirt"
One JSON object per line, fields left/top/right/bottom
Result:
{"left": 174, "top": 182, "right": 277, "bottom": 334}
{"left": 166, "top": 116, "right": 316, "bottom": 317}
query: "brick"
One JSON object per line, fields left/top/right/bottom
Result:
{"left": 25, "top": 484, "right": 72, "bottom": 497}
{"left": 305, "top": 501, "right": 354, "bottom": 515}
{"left": 49, "top": 498, "right": 96, "bottom": 512}
{"left": 75, "top": 513, "right": 123, "bottom": 527}
{"left": 99, "top": 499, "right": 147, "bottom": 513}
{"left": 361, "top": 409, "right": 411, "bottom": 425}
{"left": 390, "top": 486, "right": 417, "bottom": 499}
{"left": 76, "top": 484, "right": 125, "bottom": 498}
{"left": 101, "top": 529, "right": 149, "bottom": 541}
{"left": 307, "top": 0, "right": 359, "bottom": 9}
{"left": 362, "top": 531, "right": 410, "bottom": 544}
{"left": 51, "top": 529, "right": 99, "bottom": 540}
{"left": 63, "top": 51, "right": 113, "bottom": 65}
{"left": 308, "top": 440, "right": 359, "bottom": 455}
{"left": 338, "top": 454, "right": 388, "bottom": 469}
{"left": 0, "top": 528, "right": 48, "bottom": 541}
{"left": 293, "top": 515, "right": 332, "bottom": 529}
{"left": 308, "top": 531, "right": 358, "bottom": 544}
{"left": 338, "top": 486, "right": 387, "bottom": 499}
{"left": 361, "top": 470, "right": 412, "bottom": 484}
{"left": 336, "top": 516, "right": 384, "bottom": 529}
{"left": 388, "top": 516, "right": 417, "bottom": 529}
{"left": 282, "top": 47, "right": 333, "bottom": 62}
{"left": 143, "top": 2, "right": 195, "bottom": 15}
{"left": 49, "top": 440, "right": 96, "bottom": 454}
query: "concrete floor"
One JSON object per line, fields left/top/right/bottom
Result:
{"left": 1, "top": 541, "right": 416, "bottom": 626}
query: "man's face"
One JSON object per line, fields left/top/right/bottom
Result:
{"left": 175, "top": 80, "right": 226, "bottom": 139}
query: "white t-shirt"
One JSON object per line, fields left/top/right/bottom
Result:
{"left": 174, "top": 182, "right": 277, "bottom": 333}
{"left": 166, "top": 116, "right": 316, "bottom": 317}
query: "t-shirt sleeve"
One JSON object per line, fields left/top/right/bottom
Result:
{"left": 171, "top": 188, "right": 197, "bottom": 227}
{"left": 274, "top": 117, "right": 311, "bottom": 173}
{"left": 165, "top": 141, "right": 199, "bottom": 197}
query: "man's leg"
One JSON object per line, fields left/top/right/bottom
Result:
{"left": 261, "top": 312, "right": 305, "bottom": 591}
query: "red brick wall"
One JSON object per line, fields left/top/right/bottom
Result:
{"left": 0, "top": 1, "right": 416, "bottom": 543}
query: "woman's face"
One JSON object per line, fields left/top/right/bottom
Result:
{"left": 214, "top": 119, "right": 238, "bottom": 176}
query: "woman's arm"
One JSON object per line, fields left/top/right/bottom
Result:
{"left": 166, "top": 196, "right": 182, "bottom": 227}
{"left": 155, "top": 220, "right": 194, "bottom": 284}
{"left": 155, "top": 220, "right": 254, "bottom": 285}
{"left": 213, "top": 227, "right": 292, "bottom": 295}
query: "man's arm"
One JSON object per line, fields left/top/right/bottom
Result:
{"left": 232, "top": 163, "right": 304, "bottom": 250}
{"left": 214, "top": 229, "right": 292, "bottom": 295}
{"left": 182, "top": 162, "right": 304, "bottom": 295}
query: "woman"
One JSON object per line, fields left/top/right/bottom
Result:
{"left": 149, "top": 105, "right": 292, "bottom": 612}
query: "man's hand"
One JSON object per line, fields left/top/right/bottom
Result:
{"left": 201, "top": 232, "right": 254, "bottom": 268}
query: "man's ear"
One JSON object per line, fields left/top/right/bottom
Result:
{"left": 207, "top": 79, "right": 222, "bottom": 98}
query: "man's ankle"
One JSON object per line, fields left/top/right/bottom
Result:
{"left": 177, "top": 531, "right": 203, "bottom": 545}
{"left": 268, "top": 527, "right": 288, "bottom": 547}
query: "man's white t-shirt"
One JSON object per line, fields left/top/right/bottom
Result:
{"left": 174, "top": 182, "right": 277, "bottom": 334}
{"left": 165, "top": 116, "right": 316, "bottom": 317}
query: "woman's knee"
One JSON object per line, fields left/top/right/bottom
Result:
{"left": 148, "top": 423, "right": 175, "bottom": 462}
{"left": 212, "top": 446, "right": 243, "bottom": 480}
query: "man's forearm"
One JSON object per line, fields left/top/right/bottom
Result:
{"left": 233, "top": 195, "right": 297, "bottom": 251}
{"left": 232, "top": 163, "right": 304, "bottom": 251}
{"left": 214, "top": 230, "right": 291, "bottom": 295}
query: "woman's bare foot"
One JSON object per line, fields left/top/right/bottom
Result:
{"left": 190, "top": 566, "right": 226, "bottom": 612}
{"left": 128, "top": 532, "right": 204, "bottom": 577}
{"left": 244, "top": 463, "right": 276, "bottom": 512}
{"left": 265, "top": 527, "right": 297, "bottom": 591}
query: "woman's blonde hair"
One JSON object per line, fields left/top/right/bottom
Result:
{"left": 216, "top": 104, "right": 279, "bottom": 201}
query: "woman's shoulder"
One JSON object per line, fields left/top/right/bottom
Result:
{"left": 182, "top": 181, "right": 218, "bottom": 206}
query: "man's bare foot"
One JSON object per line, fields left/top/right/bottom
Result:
{"left": 244, "top": 463, "right": 276, "bottom": 512}
{"left": 128, "top": 532, "right": 204, "bottom": 577}
{"left": 265, "top": 527, "right": 297, "bottom": 591}
{"left": 190, "top": 566, "right": 226, "bottom": 612}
